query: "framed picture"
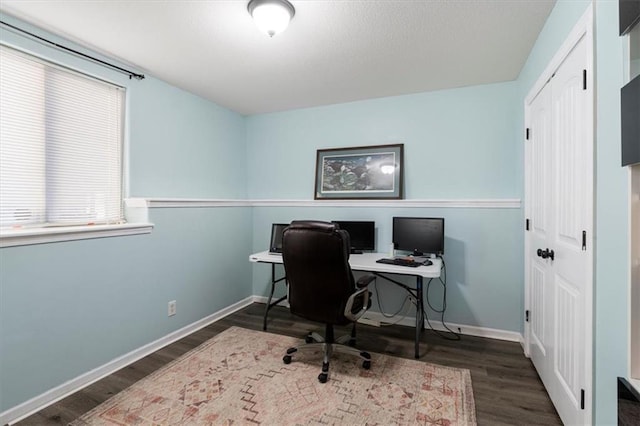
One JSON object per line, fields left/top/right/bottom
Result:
{"left": 314, "top": 144, "right": 404, "bottom": 199}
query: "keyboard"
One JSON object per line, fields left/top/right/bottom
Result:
{"left": 376, "top": 258, "right": 431, "bottom": 267}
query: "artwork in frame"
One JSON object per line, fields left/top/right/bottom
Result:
{"left": 314, "top": 144, "right": 404, "bottom": 200}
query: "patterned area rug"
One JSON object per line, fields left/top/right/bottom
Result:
{"left": 72, "top": 326, "right": 476, "bottom": 425}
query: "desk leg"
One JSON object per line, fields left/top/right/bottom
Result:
{"left": 415, "top": 276, "right": 424, "bottom": 358}
{"left": 263, "top": 264, "right": 287, "bottom": 331}
{"left": 263, "top": 263, "right": 277, "bottom": 331}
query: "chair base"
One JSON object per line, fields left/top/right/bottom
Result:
{"left": 282, "top": 324, "right": 371, "bottom": 383}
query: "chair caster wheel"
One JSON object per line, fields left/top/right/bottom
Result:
{"left": 283, "top": 355, "right": 292, "bottom": 364}
{"left": 362, "top": 360, "right": 371, "bottom": 370}
{"left": 318, "top": 373, "right": 328, "bottom": 383}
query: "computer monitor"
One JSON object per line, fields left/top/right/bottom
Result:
{"left": 269, "top": 223, "right": 288, "bottom": 254}
{"left": 332, "top": 220, "right": 375, "bottom": 254}
{"left": 392, "top": 217, "right": 444, "bottom": 256}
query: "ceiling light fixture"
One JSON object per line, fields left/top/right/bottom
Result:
{"left": 248, "top": 0, "right": 295, "bottom": 38}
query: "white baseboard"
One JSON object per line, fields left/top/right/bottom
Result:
{"left": 358, "top": 310, "right": 523, "bottom": 343}
{"left": 0, "top": 296, "right": 254, "bottom": 426}
{"left": 252, "top": 294, "right": 288, "bottom": 307}
{"left": 252, "top": 297, "right": 523, "bottom": 343}
{"left": 519, "top": 334, "right": 527, "bottom": 354}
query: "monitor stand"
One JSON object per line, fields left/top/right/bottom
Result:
{"left": 350, "top": 249, "right": 363, "bottom": 254}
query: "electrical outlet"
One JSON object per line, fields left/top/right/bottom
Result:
{"left": 168, "top": 300, "right": 176, "bottom": 317}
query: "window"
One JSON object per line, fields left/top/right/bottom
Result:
{"left": 0, "top": 45, "right": 125, "bottom": 230}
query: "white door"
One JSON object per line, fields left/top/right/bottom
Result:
{"left": 525, "top": 31, "right": 592, "bottom": 426}
{"left": 527, "top": 80, "right": 553, "bottom": 387}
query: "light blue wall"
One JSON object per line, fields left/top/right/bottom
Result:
{"left": 0, "top": 14, "right": 252, "bottom": 412}
{"left": 0, "top": 208, "right": 252, "bottom": 410}
{"left": 248, "top": 83, "right": 520, "bottom": 199}
{"left": 129, "top": 77, "right": 247, "bottom": 198}
{"left": 594, "top": 1, "right": 629, "bottom": 424}
{"left": 516, "top": 0, "right": 630, "bottom": 423}
{"left": 247, "top": 83, "right": 525, "bottom": 333}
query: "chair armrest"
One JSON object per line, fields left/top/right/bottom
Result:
{"left": 344, "top": 275, "right": 375, "bottom": 322}
{"left": 356, "top": 274, "right": 376, "bottom": 288}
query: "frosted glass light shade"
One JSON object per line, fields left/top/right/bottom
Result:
{"left": 248, "top": 0, "right": 295, "bottom": 37}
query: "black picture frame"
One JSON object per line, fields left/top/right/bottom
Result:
{"left": 314, "top": 144, "right": 404, "bottom": 200}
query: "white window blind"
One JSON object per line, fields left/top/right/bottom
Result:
{"left": 0, "top": 45, "right": 125, "bottom": 229}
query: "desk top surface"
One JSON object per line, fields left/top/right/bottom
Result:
{"left": 249, "top": 251, "right": 442, "bottom": 278}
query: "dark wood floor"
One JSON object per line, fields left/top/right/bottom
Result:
{"left": 16, "top": 303, "right": 561, "bottom": 425}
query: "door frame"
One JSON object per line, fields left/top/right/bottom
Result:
{"left": 523, "top": 4, "right": 594, "bottom": 422}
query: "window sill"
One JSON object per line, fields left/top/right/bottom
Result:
{"left": 0, "top": 222, "right": 154, "bottom": 248}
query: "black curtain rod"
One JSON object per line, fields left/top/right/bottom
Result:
{"left": 0, "top": 20, "right": 145, "bottom": 80}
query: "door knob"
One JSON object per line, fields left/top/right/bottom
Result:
{"left": 536, "top": 248, "right": 555, "bottom": 261}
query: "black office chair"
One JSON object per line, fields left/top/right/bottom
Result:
{"left": 281, "top": 220, "right": 376, "bottom": 383}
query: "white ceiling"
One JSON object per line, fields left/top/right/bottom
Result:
{"left": 0, "top": 0, "right": 556, "bottom": 116}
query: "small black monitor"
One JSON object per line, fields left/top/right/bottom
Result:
{"left": 393, "top": 217, "right": 444, "bottom": 256}
{"left": 269, "top": 223, "right": 288, "bottom": 254}
{"left": 332, "top": 220, "right": 375, "bottom": 254}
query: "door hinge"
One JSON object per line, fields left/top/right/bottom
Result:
{"left": 582, "top": 230, "right": 587, "bottom": 251}
{"left": 525, "top": 310, "right": 530, "bottom": 322}
{"left": 526, "top": 128, "right": 530, "bottom": 140}
{"left": 583, "top": 70, "right": 587, "bottom": 90}
{"left": 580, "top": 389, "right": 585, "bottom": 409}
{"left": 526, "top": 219, "right": 530, "bottom": 231}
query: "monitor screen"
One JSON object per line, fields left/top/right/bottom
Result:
{"left": 332, "top": 221, "right": 375, "bottom": 253}
{"left": 269, "top": 223, "right": 288, "bottom": 253}
{"left": 393, "top": 217, "right": 444, "bottom": 256}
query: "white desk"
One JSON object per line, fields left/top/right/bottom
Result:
{"left": 249, "top": 251, "right": 442, "bottom": 358}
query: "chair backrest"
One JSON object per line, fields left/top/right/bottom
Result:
{"left": 282, "top": 220, "right": 356, "bottom": 325}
